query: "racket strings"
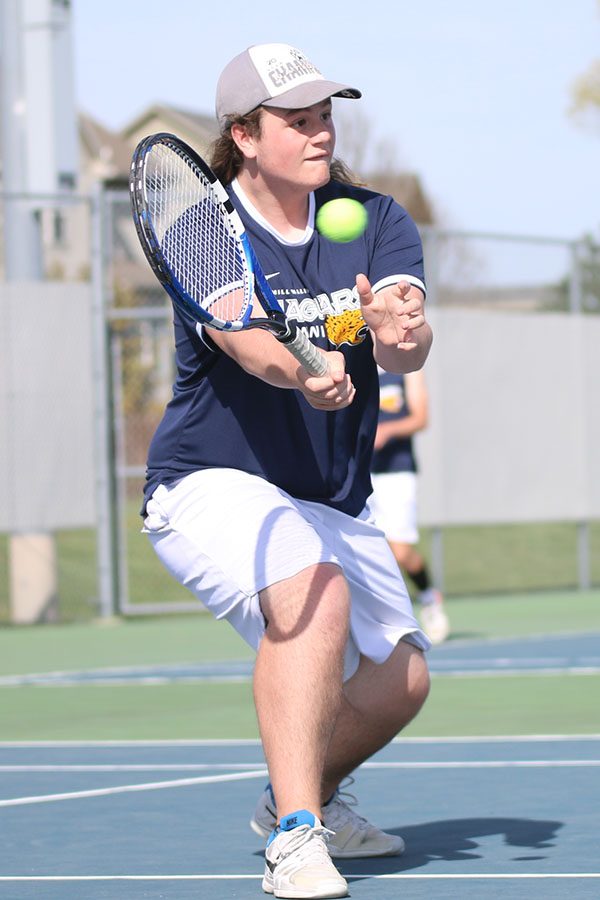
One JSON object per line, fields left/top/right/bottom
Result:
{"left": 145, "top": 145, "right": 249, "bottom": 323}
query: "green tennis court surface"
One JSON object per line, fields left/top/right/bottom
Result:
{"left": 0, "top": 590, "right": 599, "bottom": 741}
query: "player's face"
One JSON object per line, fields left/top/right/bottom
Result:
{"left": 252, "top": 100, "right": 336, "bottom": 194}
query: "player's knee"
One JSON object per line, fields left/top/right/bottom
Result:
{"left": 392, "top": 646, "right": 430, "bottom": 724}
{"left": 408, "top": 654, "right": 430, "bottom": 715}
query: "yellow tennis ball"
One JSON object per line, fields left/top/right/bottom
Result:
{"left": 316, "top": 198, "right": 368, "bottom": 243}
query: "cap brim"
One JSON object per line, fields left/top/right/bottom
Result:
{"left": 261, "top": 80, "right": 361, "bottom": 111}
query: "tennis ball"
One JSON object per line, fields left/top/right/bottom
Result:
{"left": 316, "top": 198, "right": 368, "bottom": 243}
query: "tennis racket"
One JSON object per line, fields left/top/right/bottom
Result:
{"left": 129, "top": 132, "right": 328, "bottom": 376}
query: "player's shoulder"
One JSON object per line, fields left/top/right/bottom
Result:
{"left": 317, "top": 179, "right": 385, "bottom": 206}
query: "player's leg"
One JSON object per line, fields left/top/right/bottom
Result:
{"left": 254, "top": 561, "right": 350, "bottom": 821}
{"left": 252, "top": 500, "right": 431, "bottom": 857}
{"left": 322, "top": 639, "right": 429, "bottom": 799}
{"left": 144, "top": 470, "right": 351, "bottom": 893}
{"left": 251, "top": 639, "right": 429, "bottom": 857}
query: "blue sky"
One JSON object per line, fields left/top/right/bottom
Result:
{"left": 72, "top": 0, "right": 600, "bottom": 243}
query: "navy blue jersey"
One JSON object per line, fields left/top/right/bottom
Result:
{"left": 143, "top": 178, "right": 425, "bottom": 516}
{"left": 371, "top": 372, "right": 417, "bottom": 474}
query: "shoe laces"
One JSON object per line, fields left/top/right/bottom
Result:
{"left": 276, "top": 823, "right": 334, "bottom": 863}
{"left": 324, "top": 777, "right": 369, "bottom": 832}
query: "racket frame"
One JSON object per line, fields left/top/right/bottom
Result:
{"left": 129, "top": 132, "right": 328, "bottom": 375}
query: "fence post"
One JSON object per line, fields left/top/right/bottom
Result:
{"left": 90, "top": 183, "right": 119, "bottom": 618}
{"left": 568, "top": 241, "right": 583, "bottom": 314}
{"left": 576, "top": 522, "right": 591, "bottom": 591}
{"left": 422, "top": 227, "right": 439, "bottom": 307}
{"left": 430, "top": 527, "right": 445, "bottom": 594}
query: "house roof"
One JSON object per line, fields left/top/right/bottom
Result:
{"left": 79, "top": 104, "right": 219, "bottom": 184}
{"left": 121, "top": 103, "right": 218, "bottom": 146}
{"left": 79, "top": 111, "right": 133, "bottom": 178}
{"left": 79, "top": 104, "right": 435, "bottom": 224}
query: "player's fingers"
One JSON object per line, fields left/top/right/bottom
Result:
{"left": 311, "top": 382, "right": 355, "bottom": 409}
{"left": 324, "top": 350, "right": 348, "bottom": 383}
{"left": 356, "top": 272, "right": 373, "bottom": 303}
{"left": 403, "top": 298, "right": 425, "bottom": 317}
{"left": 400, "top": 313, "right": 425, "bottom": 330}
{"left": 319, "top": 375, "right": 354, "bottom": 401}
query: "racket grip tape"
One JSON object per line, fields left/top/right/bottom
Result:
{"left": 277, "top": 322, "right": 329, "bottom": 376}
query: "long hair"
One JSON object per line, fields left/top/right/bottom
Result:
{"left": 209, "top": 108, "right": 362, "bottom": 186}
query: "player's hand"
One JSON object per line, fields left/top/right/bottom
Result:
{"left": 298, "top": 350, "right": 356, "bottom": 410}
{"left": 356, "top": 273, "right": 425, "bottom": 350}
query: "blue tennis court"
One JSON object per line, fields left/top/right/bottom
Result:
{"left": 2, "top": 735, "right": 599, "bottom": 899}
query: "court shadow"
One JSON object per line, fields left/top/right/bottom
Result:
{"left": 339, "top": 816, "right": 563, "bottom": 877}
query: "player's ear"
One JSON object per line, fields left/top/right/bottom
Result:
{"left": 230, "top": 123, "right": 257, "bottom": 160}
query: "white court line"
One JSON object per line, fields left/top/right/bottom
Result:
{"left": 2, "top": 759, "right": 599, "bottom": 773}
{"left": 1, "top": 734, "right": 599, "bottom": 747}
{"left": 1, "top": 759, "right": 597, "bottom": 807}
{"left": 0, "top": 763, "right": 266, "bottom": 772}
{"left": 432, "top": 667, "right": 600, "bottom": 678}
{"left": 0, "top": 874, "right": 599, "bottom": 882}
{"left": 362, "top": 760, "right": 600, "bottom": 768}
{"left": 0, "top": 767, "right": 268, "bottom": 808}
{"left": 2, "top": 668, "right": 598, "bottom": 685}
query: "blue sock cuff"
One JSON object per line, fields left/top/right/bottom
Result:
{"left": 280, "top": 809, "right": 318, "bottom": 831}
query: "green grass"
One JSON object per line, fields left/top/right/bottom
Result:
{"left": 2, "top": 517, "right": 599, "bottom": 623}
{"left": 422, "top": 520, "right": 600, "bottom": 595}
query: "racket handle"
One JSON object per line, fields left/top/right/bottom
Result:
{"left": 278, "top": 324, "right": 329, "bottom": 376}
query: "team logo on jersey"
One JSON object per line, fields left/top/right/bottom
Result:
{"left": 324, "top": 308, "right": 368, "bottom": 348}
{"left": 379, "top": 383, "right": 405, "bottom": 414}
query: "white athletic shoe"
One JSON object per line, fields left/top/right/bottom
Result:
{"left": 251, "top": 780, "right": 405, "bottom": 858}
{"left": 262, "top": 810, "right": 348, "bottom": 899}
{"left": 419, "top": 589, "right": 450, "bottom": 645}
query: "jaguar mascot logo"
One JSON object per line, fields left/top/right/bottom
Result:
{"left": 324, "top": 308, "right": 368, "bottom": 348}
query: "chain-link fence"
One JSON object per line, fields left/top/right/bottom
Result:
{"left": 1, "top": 188, "right": 599, "bottom": 623}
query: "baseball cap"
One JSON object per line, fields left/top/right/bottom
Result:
{"left": 215, "top": 43, "right": 361, "bottom": 127}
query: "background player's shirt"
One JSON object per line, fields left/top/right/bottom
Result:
{"left": 371, "top": 372, "right": 417, "bottom": 474}
{"left": 143, "top": 178, "right": 425, "bottom": 517}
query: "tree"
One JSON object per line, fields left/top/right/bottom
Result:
{"left": 569, "top": 2, "right": 600, "bottom": 132}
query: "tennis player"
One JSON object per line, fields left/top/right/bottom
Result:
{"left": 142, "top": 43, "right": 433, "bottom": 899}
{"left": 370, "top": 368, "right": 450, "bottom": 644}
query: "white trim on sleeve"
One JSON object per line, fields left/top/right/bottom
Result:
{"left": 372, "top": 274, "right": 426, "bottom": 297}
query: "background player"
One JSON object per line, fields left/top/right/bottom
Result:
{"left": 370, "top": 368, "right": 450, "bottom": 644}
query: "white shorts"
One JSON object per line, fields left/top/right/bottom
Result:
{"left": 143, "top": 469, "right": 430, "bottom": 680}
{"left": 368, "top": 471, "right": 419, "bottom": 544}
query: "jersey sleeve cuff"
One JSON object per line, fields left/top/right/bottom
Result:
{"left": 372, "top": 274, "right": 426, "bottom": 297}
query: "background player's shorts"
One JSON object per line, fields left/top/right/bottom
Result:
{"left": 143, "top": 468, "right": 430, "bottom": 680}
{"left": 368, "top": 471, "right": 419, "bottom": 544}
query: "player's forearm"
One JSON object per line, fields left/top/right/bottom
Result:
{"left": 213, "top": 328, "right": 305, "bottom": 389}
{"left": 380, "top": 413, "right": 428, "bottom": 440}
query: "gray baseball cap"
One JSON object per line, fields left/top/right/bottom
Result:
{"left": 215, "top": 43, "right": 361, "bottom": 127}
